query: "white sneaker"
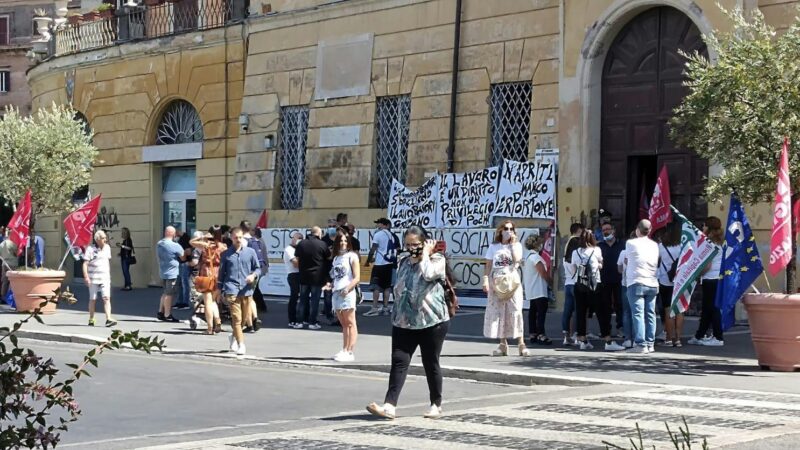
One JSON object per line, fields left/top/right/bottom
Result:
{"left": 701, "top": 337, "right": 724, "bottom": 347}
{"left": 579, "top": 341, "right": 594, "bottom": 350}
{"left": 228, "top": 334, "right": 239, "bottom": 352}
{"left": 287, "top": 322, "right": 296, "bottom": 328}
{"left": 587, "top": 332, "right": 599, "bottom": 340}
{"left": 308, "top": 323, "right": 322, "bottom": 330}
{"left": 656, "top": 331, "right": 667, "bottom": 341}
{"left": 687, "top": 337, "right": 704, "bottom": 345}
{"left": 363, "top": 307, "right": 381, "bottom": 317}
{"left": 647, "top": 345, "right": 655, "bottom": 354}
{"left": 627, "top": 345, "right": 647, "bottom": 354}
{"left": 292, "top": 322, "right": 304, "bottom": 329}
{"left": 366, "top": 402, "right": 396, "bottom": 419}
{"left": 236, "top": 343, "right": 246, "bottom": 356}
{"left": 562, "top": 336, "right": 570, "bottom": 346}
{"left": 333, "top": 350, "right": 355, "bottom": 362}
{"left": 423, "top": 404, "right": 442, "bottom": 419}
{"left": 332, "top": 350, "right": 346, "bottom": 361}
{"left": 622, "top": 340, "right": 633, "bottom": 349}
{"left": 605, "top": 341, "right": 625, "bottom": 352}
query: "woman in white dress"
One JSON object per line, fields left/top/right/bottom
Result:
{"left": 325, "top": 230, "right": 361, "bottom": 362}
{"left": 482, "top": 220, "right": 529, "bottom": 357}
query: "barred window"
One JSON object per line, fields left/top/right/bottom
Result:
{"left": 372, "top": 95, "right": 411, "bottom": 208}
{"left": 0, "top": 71, "right": 9, "bottom": 93}
{"left": 489, "top": 82, "right": 533, "bottom": 166}
{"left": 278, "top": 105, "right": 309, "bottom": 210}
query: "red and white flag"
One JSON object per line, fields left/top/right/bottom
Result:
{"left": 648, "top": 165, "right": 672, "bottom": 233}
{"left": 64, "top": 195, "right": 102, "bottom": 249}
{"left": 768, "top": 138, "right": 792, "bottom": 276}
{"left": 7, "top": 190, "right": 32, "bottom": 256}
{"left": 255, "top": 209, "right": 268, "bottom": 229}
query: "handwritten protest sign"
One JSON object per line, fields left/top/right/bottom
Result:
{"left": 387, "top": 176, "right": 439, "bottom": 229}
{"left": 494, "top": 159, "right": 556, "bottom": 220}
{"left": 436, "top": 167, "right": 500, "bottom": 228}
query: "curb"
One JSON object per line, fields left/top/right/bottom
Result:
{"left": 7, "top": 329, "right": 105, "bottom": 346}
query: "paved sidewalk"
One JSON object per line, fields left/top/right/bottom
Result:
{"left": 2, "top": 284, "right": 795, "bottom": 393}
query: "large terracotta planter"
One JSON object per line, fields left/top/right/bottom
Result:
{"left": 7, "top": 270, "right": 66, "bottom": 314}
{"left": 743, "top": 293, "right": 800, "bottom": 372}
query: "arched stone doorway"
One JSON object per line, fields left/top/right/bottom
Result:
{"left": 600, "top": 6, "right": 708, "bottom": 232}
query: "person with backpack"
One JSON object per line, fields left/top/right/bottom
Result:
{"left": 482, "top": 220, "right": 530, "bottom": 357}
{"left": 657, "top": 221, "right": 683, "bottom": 347}
{"left": 569, "top": 230, "right": 625, "bottom": 351}
{"left": 365, "top": 218, "right": 399, "bottom": 317}
{"left": 190, "top": 226, "right": 228, "bottom": 335}
{"left": 624, "top": 220, "right": 660, "bottom": 354}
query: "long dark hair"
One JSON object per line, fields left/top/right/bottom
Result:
{"left": 564, "top": 235, "right": 581, "bottom": 263}
{"left": 577, "top": 230, "right": 596, "bottom": 249}
{"left": 331, "top": 230, "right": 353, "bottom": 257}
{"left": 208, "top": 225, "right": 223, "bottom": 243}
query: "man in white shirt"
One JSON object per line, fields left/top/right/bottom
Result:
{"left": 624, "top": 220, "right": 660, "bottom": 353}
{"left": 83, "top": 230, "right": 116, "bottom": 327}
{"left": 284, "top": 231, "right": 303, "bottom": 328}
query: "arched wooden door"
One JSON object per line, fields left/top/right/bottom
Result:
{"left": 600, "top": 6, "right": 708, "bottom": 233}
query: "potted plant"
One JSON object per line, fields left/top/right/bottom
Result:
{"left": 97, "top": 3, "right": 115, "bottom": 19}
{"left": 671, "top": 8, "right": 800, "bottom": 371}
{"left": 83, "top": 10, "right": 100, "bottom": 21}
{"left": 0, "top": 104, "right": 97, "bottom": 314}
{"left": 66, "top": 12, "right": 83, "bottom": 25}
{"left": 32, "top": 8, "right": 52, "bottom": 41}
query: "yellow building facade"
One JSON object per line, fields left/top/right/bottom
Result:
{"left": 26, "top": 0, "right": 799, "bottom": 292}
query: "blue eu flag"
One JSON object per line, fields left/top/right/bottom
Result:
{"left": 715, "top": 194, "right": 764, "bottom": 331}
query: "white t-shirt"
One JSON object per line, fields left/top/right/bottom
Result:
{"left": 625, "top": 237, "right": 659, "bottom": 288}
{"left": 283, "top": 245, "right": 299, "bottom": 274}
{"left": 570, "top": 247, "right": 603, "bottom": 285}
{"left": 485, "top": 242, "right": 523, "bottom": 270}
{"left": 331, "top": 251, "right": 358, "bottom": 291}
{"left": 617, "top": 250, "right": 628, "bottom": 287}
{"left": 657, "top": 244, "right": 681, "bottom": 287}
{"left": 523, "top": 251, "right": 548, "bottom": 300}
{"left": 83, "top": 244, "right": 111, "bottom": 284}
{"left": 372, "top": 229, "right": 394, "bottom": 266}
{"left": 703, "top": 251, "right": 722, "bottom": 280}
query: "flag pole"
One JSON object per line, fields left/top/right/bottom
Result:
{"left": 57, "top": 234, "right": 78, "bottom": 271}
{"left": 761, "top": 270, "right": 772, "bottom": 292}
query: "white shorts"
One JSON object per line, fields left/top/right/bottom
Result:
{"left": 333, "top": 290, "right": 357, "bottom": 312}
{"left": 89, "top": 283, "right": 111, "bottom": 301}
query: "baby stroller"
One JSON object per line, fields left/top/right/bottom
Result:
{"left": 188, "top": 292, "right": 231, "bottom": 330}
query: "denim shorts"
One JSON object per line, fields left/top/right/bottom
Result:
{"left": 333, "top": 289, "right": 357, "bottom": 311}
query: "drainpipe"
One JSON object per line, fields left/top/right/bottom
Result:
{"left": 446, "top": 0, "right": 462, "bottom": 173}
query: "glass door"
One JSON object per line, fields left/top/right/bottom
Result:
{"left": 162, "top": 167, "right": 197, "bottom": 235}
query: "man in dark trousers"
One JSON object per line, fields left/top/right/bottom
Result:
{"left": 599, "top": 220, "right": 625, "bottom": 337}
{"left": 295, "top": 226, "right": 330, "bottom": 330}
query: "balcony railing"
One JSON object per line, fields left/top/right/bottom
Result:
{"left": 52, "top": 0, "right": 246, "bottom": 57}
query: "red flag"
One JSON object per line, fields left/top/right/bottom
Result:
{"left": 793, "top": 196, "right": 800, "bottom": 235}
{"left": 7, "top": 190, "right": 32, "bottom": 256}
{"left": 638, "top": 187, "right": 650, "bottom": 221}
{"left": 769, "top": 138, "right": 792, "bottom": 276}
{"left": 255, "top": 209, "right": 268, "bottom": 229}
{"left": 64, "top": 195, "right": 101, "bottom": 249}
{"left": 648, "top": 165, "right": 672, "bottom": 233}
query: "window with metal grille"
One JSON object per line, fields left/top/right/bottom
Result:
{"left": 0, "top": 71, "right": 9, "bottom": 93}
{"left": 155, "top": 100, "right": 203, "bottom": 145}
{"left": 489, "top": 82, "right": 533, "bottom": 166}
{"left": 372, "top": 95, "right": 411, "bottom": 208}
{"left": 278, "top": 105, "right": 309, "bottom": 210}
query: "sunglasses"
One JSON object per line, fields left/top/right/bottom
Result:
{"left": 503, "top": 226, "right": 514, "bottom": 231}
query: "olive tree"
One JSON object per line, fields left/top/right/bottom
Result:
{"left": 671, "top": 7, "right": 800, "bottom": 291}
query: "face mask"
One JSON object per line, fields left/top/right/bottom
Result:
{"left": 603, "top": 233, "right": 614, "bottom": 242}
{"left": 502, "top": 230, "right": 512, "bottom": 241}
{"left": 407, "top": 247, "right": 423, "bottom": 258}
{"left": 327, "top": 227, "right": 336, "bottom": 237}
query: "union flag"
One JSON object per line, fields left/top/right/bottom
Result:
{"left": 64, "top": 195, "right": 102, "bottom": 249}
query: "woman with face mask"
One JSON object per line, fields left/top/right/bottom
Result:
{"left": 324, "top": 230, "right": 361, "bottom": 361}
{"left": 482, "top": 220, "right": 529, "bottom": 356}
{"left": 367, "top": 224, "right": 449, "bottom": 420}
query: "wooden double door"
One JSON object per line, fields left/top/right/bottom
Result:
{"left": 600, "top": 6, "right": 709, "bottom": 232}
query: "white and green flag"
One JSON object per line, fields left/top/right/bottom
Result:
{"left": 670, "top": 206, "right": 720, "bottom": 317}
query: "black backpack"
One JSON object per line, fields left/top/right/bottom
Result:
{"left": 662, "top": 247, "right": 678, "bottom": 283}
{"left": 575, "top": 249, "right": 598, "bottom": 294}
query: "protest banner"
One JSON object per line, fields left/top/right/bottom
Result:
{"left": 494, "top": 159, "right": 556, "bottom": 220}
{"left": 436, "top": 167, "right": 500, "bottom": 228}
{"left": 387, "top": 176, "right": 439, "bottom": 229}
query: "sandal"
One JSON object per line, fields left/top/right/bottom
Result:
{"left": 492, "top": 343, "right": 509, "bottom": 356}
{"left": 537, "top": 335, "right": 552, "bottom": 345}
{"left": 203, "top": 329, "right": 214, "bottom": 335}
{"left": 518, "top": 344, "right": 530, "bottom": 356}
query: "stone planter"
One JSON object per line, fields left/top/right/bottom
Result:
{"left": 32, "top": 16, "right": 52, "bottom": 42}
{"left": 743, "top": 293, "right": 800, "bottom": 372}
{"left": 6, "top": 270, "right": 66, "bottom": 314}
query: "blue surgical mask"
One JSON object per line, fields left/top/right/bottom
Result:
{"left": 603, "top": 233, "right": 614, "bottom": 242}
{"left": 327, "top": 227, "right": 337, "bottom": 237}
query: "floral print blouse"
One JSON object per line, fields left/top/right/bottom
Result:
{"left": 391, "top": 253, "right": 450, "bottom": 330}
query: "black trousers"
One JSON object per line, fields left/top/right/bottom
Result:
{"left": 695, "top": 279, "right": 723, "bottom": 341}
{"left": 528, "top": 297, "right": 549, "bottom": 336}
{"left": 601, "top": 282, "right": 622, "bottom": 329}
{"left": 287, "top": 272, "right": 300, "bottom": 324}
{"left": 575, "top": 284, "right": 611, "bottom": 338}
{"left": 385, "top": 321, "right": 449, "bottom": 407}
{"left": 659, "top": 284, "right": 674, "bottom": 323}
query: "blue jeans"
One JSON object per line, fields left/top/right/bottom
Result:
{"left": 120, "top": 257, "right": 132, "bottom": 288}
{"left": 621, "top": 285, "right": 632, "bottom": 340}
{"left": 627, "top": 283, "right": 658, "bottom": 347}
{"left": 561, "top": 285, "right": 575, "bottom": 333}
{"left": 298, "top": 284, "right": 322, "bottom": 325}
{"left": 177, "top": 263, "right": 191, "bottom": 305}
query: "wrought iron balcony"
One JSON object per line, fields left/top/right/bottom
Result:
{"left": 52, "top": 0, "right": 247, "bottom": 57}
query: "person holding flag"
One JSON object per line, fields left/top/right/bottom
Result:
{"left": 688, "top": 217, "right": 725, "bottom": 347}
{"left": 715, "top": 194, "right": 764, "bottom": 333}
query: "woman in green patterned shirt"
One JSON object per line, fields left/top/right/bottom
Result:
{"left": 367, "top": 225, "right": 450, "bottom": 420}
